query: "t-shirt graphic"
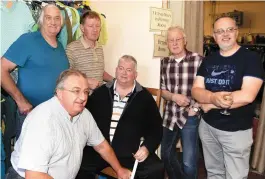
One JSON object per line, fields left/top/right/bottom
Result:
{"left": 205, "top": 65, "right": 236, "bottom": 92}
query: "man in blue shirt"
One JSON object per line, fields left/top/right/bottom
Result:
{"left": 1, "top": 4, "right": 69, "bottom": 138}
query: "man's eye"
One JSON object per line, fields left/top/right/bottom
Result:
{"left": 227, "top": 28, "right": 233, "bottom": 32}
{"left": 73, "top": 90, "right": 80, "bottom": 94}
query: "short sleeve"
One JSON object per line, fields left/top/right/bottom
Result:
{"left": 3, "top": 34, "right": 30, "bottom": 67}
{"left": 85, "top": 111, "right": 105, "bottom": 146}
{"left": 66, "top": 45, "right": 75, "bottom": 69}
{"left": 17, "top": 111, "right": 55, "bottom": 173}
{"left": 196, "top": 58, "right": 206, "bottom": 77}
{"left": 244, "top": 51, "right": 265, "bottom": 80}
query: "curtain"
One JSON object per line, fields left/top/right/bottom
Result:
{"left": 184, "top": 1, "right": 204, "bottom": 55}
{"left": 251, "top": 86, "right": 265, "bottom": 174}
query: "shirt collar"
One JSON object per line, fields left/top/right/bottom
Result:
{"left": 169, "top": 49, "right": 192, "bottom": 62}
{"left": 80, "top": 36, "right": 99, "bottom": 49}
{"left": 113, "top": 79, "right": 136, "bottom": 97}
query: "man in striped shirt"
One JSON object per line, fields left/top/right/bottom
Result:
{"left": 77, "top": 55, "right": 164, "bottom": 179}
{"left": 66, "top": 11, "right": 113, "bottom": 90}
{"left": 160, "top": 26, "right": 203, "bottom": 179}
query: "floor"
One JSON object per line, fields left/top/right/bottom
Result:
{"left": 198, "top": 159, "right": 265, "bottom": 179}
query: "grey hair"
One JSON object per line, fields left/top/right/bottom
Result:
{"left": 55, "top": 69, "right": 87, "bottom": 92}
{"left": 167, "top": 26, "right": 187, "bottom": 43}
{"left": 38, "top": 4, "right": 64, "bottom": 27}
{"left": 118, "top": 55, "right": 138, "bottom": 70}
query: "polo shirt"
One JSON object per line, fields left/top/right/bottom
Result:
{"left": 66, "top": 37, "right": 105, "bottom": 83}
{"left": 110, "top": 80, "right": 135, "bottom": 142}
{"left": 11, "top": 97, "right": 105, "bottom": 179}
{"left": 3, "top": 31, "right": 69, "bottom": 106}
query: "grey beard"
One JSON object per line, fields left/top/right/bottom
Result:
{"left": 219, "top": 44, "right": 233, "bottom": 51}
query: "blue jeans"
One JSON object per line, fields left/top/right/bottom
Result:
{"left": 161, "top": 116, "right": 199, "bottom": 179}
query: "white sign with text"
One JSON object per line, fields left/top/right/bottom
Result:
{"left": 150, "top": 7, "right": 172, "bottom": 31}
{"left": 153, "top": 34, "right": 169, "bottom": 57}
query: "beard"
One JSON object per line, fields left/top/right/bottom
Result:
{"left": 219, "top": 43, "right": 234, "bottom": 51}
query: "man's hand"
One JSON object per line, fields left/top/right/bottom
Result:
{"left": 172, "top": 94, "right": 190, "bottom": 107}
{"left": 94, "top": 140, "right": 131, "bottom": 179}
{"left": 187, "top": 107, "right": 197, "bottom": 116}
{"left": 87, "top": 78, "right": 100, "bottom": 90}
{"left": 210, "top": 92, "right": 233, "bottom": 108}
{"left": 117, "top": 167, "right": 131, "bottom": 179}
{"left": 133, "top": 146, "right": 149, "bottom": 163}
{"left": 17, "top": 98, "right": 33, "bottom": 115}
{"left": 201, "top": 104, "right": 213, "bottom": 113}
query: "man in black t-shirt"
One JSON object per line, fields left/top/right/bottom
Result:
{"left": 192, "top": 16, "right": 264, "bottom": 178}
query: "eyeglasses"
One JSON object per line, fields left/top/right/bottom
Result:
{"left": 167, "top": 37, "right": 184, "bottom": 44}
{"left": 62, "top": 88, "right": 89, "bottom": 97}
{"left": 214, "top": 27, "right": 238, "bottom": 35}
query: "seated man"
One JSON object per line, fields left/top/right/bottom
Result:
{"left": 6, "top": 69, "right": 131, "bottom": 179}
{"left": 77, "top": 55, "right": 164, "bottom": 179}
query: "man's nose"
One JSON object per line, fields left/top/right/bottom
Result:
{"left": 122, "top": 70, "right": 128, "bottom": 74}
{"left": 78, "top": 92, "right": 87, "bottom": 101}
{"left": 51, "top": 18, "right": 56, "bottom": 25}
{"left": 223, "top": 30, "right": 230, "bottom": 35}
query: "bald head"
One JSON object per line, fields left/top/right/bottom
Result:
{"left": 213, "top": 16, "right": 237, "bottom": 29}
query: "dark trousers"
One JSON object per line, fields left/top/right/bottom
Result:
{"left": 5, "top": 166, "right": 24, "bottom": 179}
{"left": 76, "top": 146, "right": 164, "bottom": 179}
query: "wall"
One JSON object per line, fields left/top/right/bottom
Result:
{"left": 170, "top": 1, "right": 185, "bottom": 28}
{"left": 90, "top": 0, "right": 184, "bottom": 88}
{"left": 204, "top": 1, "right": 265, "bottom": 35}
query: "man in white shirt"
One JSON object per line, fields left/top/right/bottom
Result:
{"left": 6, "top": 69, "right": 131, "bottom": 179}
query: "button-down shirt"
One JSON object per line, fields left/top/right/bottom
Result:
{"left": 11, "top": 97, "right": 104, "bottom": 179}
{"left": 160, "top": 50, "right": 203, "bottom": 130}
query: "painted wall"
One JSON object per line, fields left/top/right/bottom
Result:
{"left": 204, "top": 1, "right": 265, "bottom": 35}
{"left": 90, "top": 0, "right": 184, "bottom": 88}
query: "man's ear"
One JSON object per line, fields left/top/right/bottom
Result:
{"left": 56, "top": 89, "right": 63, "bottom": 100}
{"left": 80, "top": 24, "right": 84, "bottom": 33}
{"left": 213, "top": 33, "right": 217, "bottom": 42}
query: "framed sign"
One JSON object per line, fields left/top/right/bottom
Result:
{"left": 153, "top": 34, "right": 169, "bottom": 57}
{"left": 150, "top": 7, "right": 172, "bottom": 31}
